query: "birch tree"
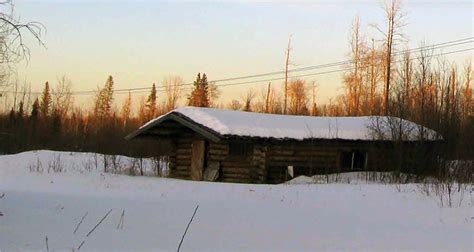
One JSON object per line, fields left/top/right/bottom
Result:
{"left": 373, "top": 0, "right": 406, "bottom": 115}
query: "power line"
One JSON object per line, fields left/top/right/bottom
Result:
{"left": 41, "top": 38, "right": 474, "bottom": 95}
{"left": 110, "top": 46, "right": 473, "bottom": 94}
{"left": 184, "top": 37, "right": 474, "bottom": 84}
{"left": 3, "top": 38, "right": 473, "bottom": 96}
{"left": 84, "top": 38, "right": 474, "bottom": 95}
{"left": 87, "top": 46, "right": 472, "bottom": 97}
{"left": 191, "top": 47, "right": 474, "bottom": 90}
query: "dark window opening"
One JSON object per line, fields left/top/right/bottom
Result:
{"left": 341, "top": 150, "right": 367, "bottom": 170}
{"left": 229, "top": 141, "right": 252, "bottom": 158}
{"left": 292, "top": 166, "right": 311, "bottom": 177}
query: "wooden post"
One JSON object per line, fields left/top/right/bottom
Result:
{"left": 351, "top": 152, "right": 355, "bottom": 170}
{"left": 190, "top": 140, "right": 205, "bottom": 181}
{"left": 364, "top": 152, "right": 368, "bottom": 170}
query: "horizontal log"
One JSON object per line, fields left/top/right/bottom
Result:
{"left": 176, "top": 143, "right": 191, "bottom": 148}
{"left": 175, "top": 165, "right": 189, "bottom": 171}
{"left": 209, "top": 149, "right": 228, "bottom": 155}
{"left": 209, "top": 144, "right": 228, "bottom": 150}
{"left": 176, "top": 157, "right": 191, "bottom": 161}
{"left": 266, "top": 159, "right": 333, "bottom": 164}
{"left": 267, "top": 151, "right": 337, "bottom": 156}
{"left": 222, "top": 169, "right": 250, "bottom": 176}
{"left": 176, "top": 155, "right": 190, "bottom": 159}
{"left": 267, "top": 150, "right": 294, "bottom": 155}
{"left": 208, "top": 156, "right": 226, "bottom": 162}
{"left": 176, "top": 148, "right": 191, "bottom": 153}
{"left": 221, "top": 165, "right": 253, "bottom": 170}
{"left": 176, "top": 161, "right": 191, "bottom": 166}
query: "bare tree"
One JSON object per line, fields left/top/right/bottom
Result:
{"left": 121, "top": 91, "right": 132, "bottom": 128}
{"left": 137, "top": 95, "right": 147, "bottom": 124}
{"left": 288, "top": 79, "right": 308, "bottom": 115}
{"left": 373, "top": 0, "right": 406, "bottom": 115}
{"left": 0, "top": 0, "right": 44, "bottom": 95}
{"left": 241, "top": 89, "right": 256, "bottom": 112}
{"left": 283, "top": 36, "right": 292, "bottom": 114}
{"left": 310, "top": 80, "right": 318, "bottom": 116}
{"left": 462, "top": 61, "right": 472, "bottom": 120}
{"left": 264, "top": 82, "right": 271, "bottom": 113}
{"left": 208, "top": 81, "right": 220, "bottom": 107}
{"left": 227, "top": 99, "right": 242, "bottom": 110}
{"left": 344, "top": 16, "right": 366, "bottom": 115}
{"left": 163, "top": 75, "right": 182, "bottom": 112}
{"left": 367, "top": 38, "right": 382, "bottom": 114}
{"left": 52, "top": 75, "right": 73, "bottom": 118}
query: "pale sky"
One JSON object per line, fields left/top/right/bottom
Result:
{"left": 11, "top": 0, "right": 474, "bottom": 107}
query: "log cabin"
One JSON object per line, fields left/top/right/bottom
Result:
{"left": 126, "top": 107, "right": 441, "bottom": 184}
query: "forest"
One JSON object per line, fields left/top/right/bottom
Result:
{"left": 0, "top": 0, "right": 472, "bottom": 163}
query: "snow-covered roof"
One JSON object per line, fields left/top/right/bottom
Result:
{"left": 127, "top": 107, "right": 440, "bottom": 141}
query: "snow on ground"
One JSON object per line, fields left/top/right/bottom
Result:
{"left": 0, "top": 151, "right": 472, "bottom": 251}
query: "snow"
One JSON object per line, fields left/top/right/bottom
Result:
{"left": 137, "top": 107, "right": 440, "bottom": 141}
{"left": 1, "top": 151, "right": 472, "bottom": 251}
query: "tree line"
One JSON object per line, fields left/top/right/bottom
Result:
{"left": 0, "top": 0, "right": 472, "bottom": 162}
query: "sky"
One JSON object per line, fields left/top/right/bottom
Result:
{"left": 9, "top": 0, "right": 474, "bottom": 108}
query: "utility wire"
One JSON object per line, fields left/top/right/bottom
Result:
{"left": 110, "top": 47, "right": 474, "bottom": 94}
{"left": 4, "top": 38, "right": 473, "bottom": 96}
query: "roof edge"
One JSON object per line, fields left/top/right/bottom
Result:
{"left": 124, "top": 112, "right": 222, "bottom": 142}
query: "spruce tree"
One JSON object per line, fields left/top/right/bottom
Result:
{"left": 146, "top": 83, "right": 157, "bottom": 119}
{"left": 40, "top": 81, "right": 52, "bottom": 117}
{"left": 94, "top": 75, "right": 114, "bottom": 118}
{"left": 30, "top": 98, "right": 39, "bottom": 121}
{"left": 188, "top": 73, "right": 210, "bottom": 107}
{"left": 103, "top": 75, "right": 114, "bottom": 115}
{"left": 188, "top": 73, "right": 201, "bottom": 106}
{"left": 200, "top": 73, "right": 210, "bottom": 107}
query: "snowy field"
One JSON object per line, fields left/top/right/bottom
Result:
{"left": 0, "top": 151, "right": 472, "bottom": 251}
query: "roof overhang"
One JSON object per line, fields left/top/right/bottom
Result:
{"left": 125, "top": 112, "right": 222, "bottom": 142}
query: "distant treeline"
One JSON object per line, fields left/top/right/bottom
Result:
{"left": 0, "top": 0, "right": 472, "bottom": 161}
{"left": 0, "top": 53, "right": 472, "bottom": 160}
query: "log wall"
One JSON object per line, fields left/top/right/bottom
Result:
{"left": 167, "top": 134, "right": 420, "bottom": 184}
{"left": 208, "top": 142, "right": 266, "bottom": 183}
{"left": 169, "top": 136, "right": 268, "bottom": 183}
{"left": 170, "top": 134, "right": 193, "bottom": 179}
{"left": 265, "top": 141, "right": 383, "bottom": 184}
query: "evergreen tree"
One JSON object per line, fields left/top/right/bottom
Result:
{"left": 17, "top": 101, "right": 24, "bottom": 118}
{"left": 188, "top": 73, "right": 201, "bottom": 106}
{"left": 29, "top": 98, "right": 40, "bottom": 139}
{"left": 51, "top": 109, "right": 62, "bottom": 136}
{"left": 146, "top": 83, "right": 157, "bottom": 119}
{"left": 103, "top": 75, "right": 114, "bottom": 115}
{"left": 30, "top": 98, "right": 40, "bottom": 121}
{"left": 40, "top": 81, "right": 52, "bottom": 117}
{"left": 94, "top": 75, "right": 114, "bottom": 118}
{"left": 188, "top": 73, "right": 210, "bottom": 107}
{"left": 200, "top": 73, "right": 210, "bottom": 107}
{"left": 8, "top": 107, "right": 15, "bottom": 124}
